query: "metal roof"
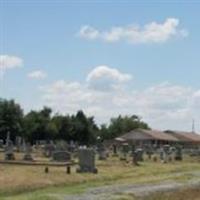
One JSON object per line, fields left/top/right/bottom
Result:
{"left": 118, "top": 128, "right": 178, "bottom": 142}
{"left": 165, "top": 130, "right": 200, "bottom": 143}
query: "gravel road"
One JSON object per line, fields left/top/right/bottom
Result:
{"left": 50, "top": 171, "right": 200, "bottom": 200}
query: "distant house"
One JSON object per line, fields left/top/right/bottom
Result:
{"left": 115, "top": 128, "right": 178, "bottom": 147}
{"left": 164, "top": 130, "right": 200, "bottom": 148}
{"left": 115, "top": 128, "right": 200, "bottom": 148}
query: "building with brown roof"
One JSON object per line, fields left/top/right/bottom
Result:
{"left": 116, "top": 128, "right": 179, "bottom": 147}
{"left": 115, "top": 128, "right": 200, "bottom": 148}
{"left": 164, "top": 130, "right": 200, "bottom": 147}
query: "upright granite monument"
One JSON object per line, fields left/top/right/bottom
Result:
{"left": 76, "top": 148, "right": 98, "bottom": 173}
{"left": 4, "top": 132, "right": 15, "bottom": 160}
{"left": 23, "top": 142, "right": 33, "bottom": 161}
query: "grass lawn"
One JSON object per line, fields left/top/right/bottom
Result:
{"left": 0, "top": 152, "right": 199, "bottom": 200}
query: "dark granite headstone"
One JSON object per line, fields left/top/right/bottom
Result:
{"left": 52, "top": 151, "right": 71, "bottom": 162}
{"left": 112, "top": 144, "right": 118, "bottom": 156}
{"left": 0, "top": 139, "right": 3, "bottom": 148}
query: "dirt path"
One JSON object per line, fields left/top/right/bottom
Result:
{"left": 50, "top": 172, "right": 200, "bottom": 200}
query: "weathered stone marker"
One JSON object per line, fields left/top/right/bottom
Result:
{"left": 97, "top": 144, "right": 107, "bottom": 160}
{"left": 23, "top": 143, "right": 33, "bottom": 161}
{"left": 4, "top": 140, "right": 15, "bottom": 160}
{"left": 174, "top": 146, "right": 183, "bottom": 161}
{"left": 120, "top": 143, "right": 129, "bottom": 161}
{"left": 66, "top": 165, "right": 71, "bottom": 174}
{"left": 112, "top": 144, "right": 118, "bottom": 156}
{"left": 4, "top": 132, "right": 15, "bottom": 160}
{"left": 52, "top": 151, "right": 71, "bottom": 162}
{"left": 45, "top": 166, "right": 49, "bottom": 173}
{"left": 76, "top": 148, "right": 98, "bottom": 173}
{"left": 136, "top": 148, "right": 144, "bottom": 162}
{"left": 0, "top": 139, "right": 3, "bottom": 148}
{"left": 160, "top": 145, "right": 170, "bottom": 163}
{"left": 44, "top": 143, "right": 55, "bottom": 157}
{"left": 132, "top": 150, "right": 139, "bottom": 166}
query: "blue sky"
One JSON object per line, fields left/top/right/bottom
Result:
{"left": 1, "top": 1, "right": 200, "bottom": 132}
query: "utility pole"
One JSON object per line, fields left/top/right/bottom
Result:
{"left": 192, "top": 119, "right": 195, "bottom": 133}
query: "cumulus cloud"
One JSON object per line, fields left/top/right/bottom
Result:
{"left": 28, "top": 70, "right": 47, "bottom": 80}
{"left": 0, "top": 55, "right": 23, "bottom": 79}
{"left": 86, "top": 65, "right": 132, "bottom": 91}
{"left": 78, "top": 18, "right": 188, "bottom": 44}
{"left": 39, "top": 66, "right": 199, "bottom": 132}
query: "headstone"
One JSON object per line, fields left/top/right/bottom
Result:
{"left": 0, "top": 139, "right": 4, "bottom": 148}
{"left": 4, "top": 140, "right": 15, "bottom": 160}
{"left": 160, "top": 148, "right": 164, "bottom": 161}
{"left": 152, "top": 155, "right": 158, "bottom": 162}
{"left": 55, "top": 140, "right": 69, "bottom": 151}
{"left": 132, "top": 150, "right": 139, "bottom": 166}
{"left": 135, "top": 148, "right": 144, "bottom": 162}
{"left": 120, "top": 143, "right": 129, "bottom": 161}
{"left": 19, "top": 139, "right": 26, "bottom": 152}
{"left": 15, "top": 136, "right": 22, "bottom": 152}
{"left": 23, "top": 143, "right": 33, "bottom": 161}
{"left": 96, "top": 137, "right": 106, "bottom": 160}
{"left": 168, "top": 155, "right": 173, "bottom": 162}
{"left": 161, "top": 145, "right": 170, "bottom": 163}
{"left": 69, "top": 140, "right": 76, "bottom": 152}
{"left": 174, "top": 146, "right": 183, "bottom": 161}
{"left": 146, "top": 146, "right": 154, "bottom": 160}
{"left": 6, "top": 131, "right": 10, "bottom": 146}
{"left": 99, "top": 150, "right": 107, "bottom": 160}
{"left": 52, "top": 151, "right": 71, "bottom": 162}
{"left": 97, "top": 144, "right": 107, "bottom": 160}
{"left": 44, "top": 142, "right": 55, "bottom": 157}
{"left": 76, "top": 148, "right": 98, "bottom": 173}
{"left": 112, "top": 144, "right": 118, "bottom": 156}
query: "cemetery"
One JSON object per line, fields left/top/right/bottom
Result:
{"left": 0, "top": 127, "right": 200, "bottom": 200}
{"left": 0, "top": 100, "right": 200, "bottom": 199}
{"left": 2, "top": 0, "right": 200, "bottom": 199}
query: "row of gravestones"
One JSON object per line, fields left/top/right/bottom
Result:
{"left": 3, "top": 133, "right": 98, "bottom": 174}
{"left": 4, "top": 140, "right": 33, "bottom": 161}
{"left": 159, "top": 145, "right": 183, "bottom": 163}
{"left": 112, "top": 144, "right": 183, "bottom": 165}
{"left": 4, "top": 143, "right": 98, "bottom": 174}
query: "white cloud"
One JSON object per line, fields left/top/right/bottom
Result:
{"left": 0, "top": 55, "right": 23, "bottom": 79}
{"left": 86, "top": 65, "right": 132, "bottom": 91}
{"left": 78, "top": 18, "right": 188, "bottom": 44}
{"left": 79, "top": 25, "right": 100, "bottom": 40}
{"left": 0, "top": 55, "right": 23, "bottom": 70}
{"left": 28, "top": 70, "right": 47, "bottom": 80}
{"left": 39, "top": 66, "right": 200, "bottom": 132}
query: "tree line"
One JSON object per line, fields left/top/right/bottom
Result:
{"left": 0, "top": 98, "right": 150, "bottom": 145}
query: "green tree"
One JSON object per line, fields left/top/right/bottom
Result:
{"left": 51, "top": 115, "right": 73, "bottom": 141}
{"left": 23, "top": 107, "right": 54, "bottom": 143}
{"left": 100, "top": 115, "right": 150, "bottom": 140}
{"left": 72, "top": 111, "right": 99, "bottom": 145}
{"left": 0, "top": 99, "right": 23, "bottom": 141}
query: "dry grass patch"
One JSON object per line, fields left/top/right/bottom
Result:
{"left": 142, "top": 187, "right": 200, "bottom": 200}
{"left": 0, "top": 153, "right": 199, "bottom": 198}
